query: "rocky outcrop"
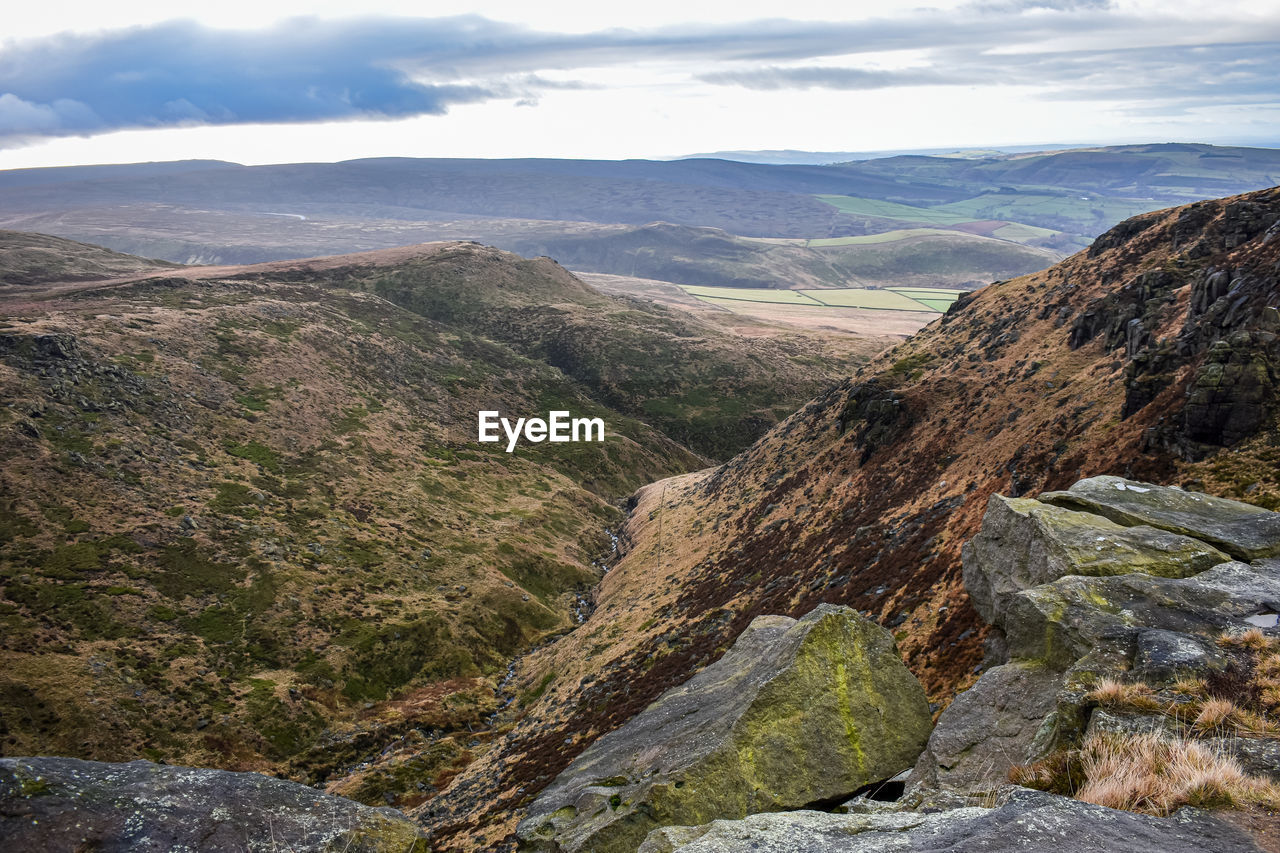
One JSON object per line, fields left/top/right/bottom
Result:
{"left": 836, "top": 380, "right": 912, "bottom": 465}
{"left": 962, "top": 493, "right": 1230, "bottom": 625}
{"left": 1041, "top": 474, "right": 1280, "bottom": 560}
{"left": 636, "top": 787, "right": 1262, "bottom": 853}
{"left": 628, "top": 474, "right": 1280, "bottom": 853}
{"left": 913, "top": 475, "right": 1280, "bottom": 791}
{"left": 1066, "top": 196, "right": 1280, "bottom": 462}
{"left": 0, "top": 756, "right": 428, "bottom": 852}
{"left": 516, "top": 604, "right": 932, "bottom": 853}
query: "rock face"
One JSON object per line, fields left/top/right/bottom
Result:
{"left": 0, "top": 756, "right": 427, "bottom": 852}
{"left": 908, "top": 662, "right": 1062, "bottom": 792}
{"left": 516, "top": 604, "right": 932, "bottom": 853}
{"left": 913, "top": 475, "right": 1280, "bottom": 791}
{"left": 636, "top": 787, "right": 1263, "bottom": 853}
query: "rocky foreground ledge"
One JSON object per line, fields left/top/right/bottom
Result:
{"left": 0, "top": 756, "right": 427, "bottom": 852}
{"left": 520, "top": 475, "right": 1280, "bottom": 852}
{"left": 637, "top": 787, "right": 1261, "bottom": 853}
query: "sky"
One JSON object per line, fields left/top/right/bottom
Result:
{"left": 0, "top": 0, "right": 1278, "bottom": 169}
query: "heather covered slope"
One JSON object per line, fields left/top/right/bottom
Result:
{"left": 422, "top": 187, "right": 1280, "bottom": 849}
{"left": 0, "top": 236, "right": 874, "bottom": 798}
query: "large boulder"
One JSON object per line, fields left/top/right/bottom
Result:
{"left": 636, "top": 787, "right": 1262, "bottom": 853}
{"left": 0, "top": 756, "right": 427, "bottom": 852}
{"left": 962, "top": 494, "right": 1229, "bottom": 624}
{"left": 516, "top": 604, "right": 932, "bottom": 853}
{"left": 1041, "top": 475, "right": 1280, "bottom": 561}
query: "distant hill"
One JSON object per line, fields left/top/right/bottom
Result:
{"left": 1, "top": 145, "right": 1276, "bottom": 293}
{"left": 0, "top": 160, "right": 240, "bottom": 190}
{"left": 676, "top": 143, "right": 1099, "bottom": 164}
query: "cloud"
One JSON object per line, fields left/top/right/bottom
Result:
{"left": 699, "top": 39, "right": 1280, "bottom": 115}
{"left": 0, "top": 17, "right": 537, "bottom": 144}
{"left": 963, "top": 0, "right": 1115, "bottom": 13}
{"left": 697, "top": 66, "right": 961, "bottom": 91}
{"left": 0, "top": 9, "right": 1276, "bottom": 146}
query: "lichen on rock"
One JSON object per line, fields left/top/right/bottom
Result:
{"left": 912, "top": 475, "right": 1280, "bottom": 795}
{"left": 516, "top": 604, "right": 932, "bottom": 853}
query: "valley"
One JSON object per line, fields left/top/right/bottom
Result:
{"left": 2, "top": 156, "right": 1279, "bottom": 853}
{"left": 416, "top": 186, "right": 1280, "bottom": 849}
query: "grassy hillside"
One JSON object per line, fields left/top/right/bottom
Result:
{"left": 831, "top": 143, "right": 1280, "bottom": 243}
{"left": 0, "top": 235, "right": 876, "bottom": 800}
{"left": 504, "top": 221, "right": 1059, "bottom": 290}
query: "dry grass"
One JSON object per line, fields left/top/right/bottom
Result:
{"left": 1219, "top": 628, "right": 1271, "bottom": 651}
{"left": 1170, "top": 676, "right": 1208, "bottom": 696}
{"left": 1079, "top": 732, "right": 1280, "bottom": 814}
{"left": 1014, "top": 731, "right": 1280, "bottom": 816}
{"left": 1087, "top": 677, "right": 1162, "bottom": 711}
{"left": 1193, "top": 697, "right": 1236, "bottom": 731}
{"left": 1086, "top": 635, "right": 1280, "bottom": 739}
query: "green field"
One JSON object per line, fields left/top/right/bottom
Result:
{"left": 801, "top": 289, "right": 934, "bottom": 311}
{"left": 934, "top": 193, "right": 1162, "bottom": 225}
{"left": 888, "top": 287, "right": 965, "bottom": 297}
{"left": 679, "top": 283, "right": 965, "bottom": 313}
{"left": 814, "top": 195, "right": 977, "bottom": 226}
{"left": 813, "top": 192, "right": 1134, "bottom": 246}
{"left": 680, "top": 285, "right": 825, "bottom": 305}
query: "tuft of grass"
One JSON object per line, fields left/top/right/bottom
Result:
{"left": 1087, "top": 678, "right": 1162, "bottom": 712}
{"left": 1219, "top": 628, "right": 1271, "bottom": 651}
{"left": 1193, "top": 698, "right": 1236, "bottom": 732}
{"left": 1014, "top": 731, "right": 1280, "bottom": 816}
{"left": 1170, "top": 676, "right": 1208, "bottom": 697}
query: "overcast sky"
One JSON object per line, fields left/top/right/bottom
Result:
{"left": 1, "top": 0, "right": 1277, "bottom": 169}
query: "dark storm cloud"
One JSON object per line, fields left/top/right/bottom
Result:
{"left": 0, "top": 8, "right": 1276, "bottom": 145}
